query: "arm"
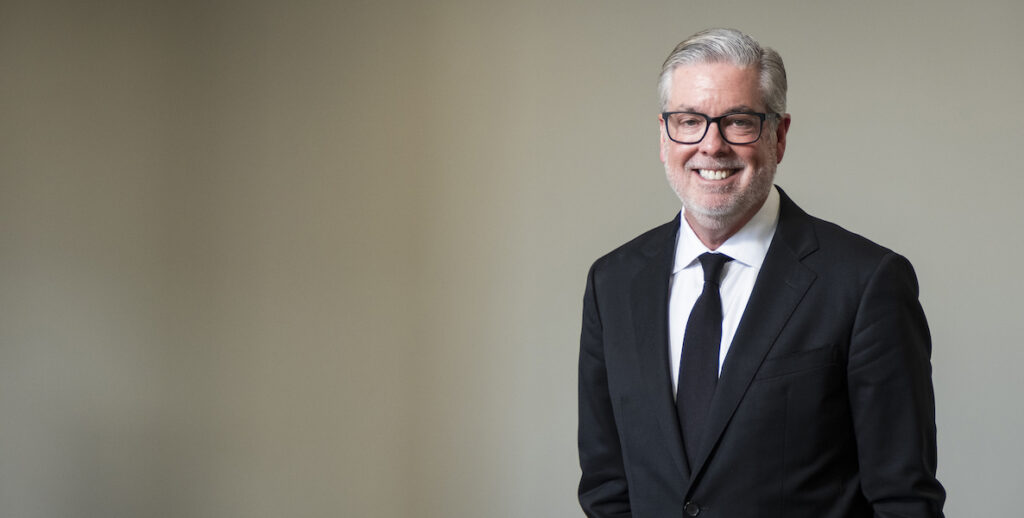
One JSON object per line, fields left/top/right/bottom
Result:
{"left": 848, "top": 253, "right": 946, "bottom": 517}
{"left": 578, "top": 264, "right": 632, "bottom": 517}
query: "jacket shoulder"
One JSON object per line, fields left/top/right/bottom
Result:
{"left": 589, "top": 216, "right": 678, "bottom": 276}
{"left": 806, "top": 214, "right": 901, "bottom": 267}
{"left": 776, "top": 188, "right": 900, "bottom": 268}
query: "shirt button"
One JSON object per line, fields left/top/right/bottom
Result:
{"left": 684, "top": 501, "right": 701, "bottom": 516}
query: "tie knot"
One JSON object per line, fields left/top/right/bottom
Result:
{"left": 698, "top": 252, "right": 733, "bottom": 285}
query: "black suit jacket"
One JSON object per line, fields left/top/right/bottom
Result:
{"left": 578, "top": 188, "right": 945, "bottom": 517}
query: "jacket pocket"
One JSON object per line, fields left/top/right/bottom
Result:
{"left": 753, "top": 346, "right": 836, "bottom": 381}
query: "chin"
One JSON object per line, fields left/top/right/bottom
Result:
{"left": 682, "top": 200, "right": 743, "bottom": 231}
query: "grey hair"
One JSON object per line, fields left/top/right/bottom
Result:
{"left": 658, "top": 28, "right": 787, "bottom": 116}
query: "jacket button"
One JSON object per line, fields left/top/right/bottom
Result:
{"left": 684, "top": 501, "right": 701, "bottom": 516}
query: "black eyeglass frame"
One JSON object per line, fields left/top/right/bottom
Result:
{"left": 660, "top": 111, "right": 779, "bottom": 145}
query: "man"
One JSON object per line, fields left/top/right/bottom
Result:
{"left": 577, "top": 28, "right": 945, "bottom": 517}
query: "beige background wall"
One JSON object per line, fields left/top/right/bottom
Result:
{"left": 1, "top": 0, "right": 1021, "bottom": 516}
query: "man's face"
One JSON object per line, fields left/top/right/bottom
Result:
{"left": 660, "top": 63, "right": 790, "bottom": 234}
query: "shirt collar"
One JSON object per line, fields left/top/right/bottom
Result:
{"left": 672, "top": 186, "right": 780, "bottom": 274}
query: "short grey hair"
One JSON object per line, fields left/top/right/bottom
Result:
{"left": 658, "top": 28, "right": 787, "bottom": 115}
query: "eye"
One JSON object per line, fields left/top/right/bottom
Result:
{"left": 674, "top": 114, "right": 704, "bottom": 127}
{"left": 727, "top": 116, "right": 756, "bottom": 128}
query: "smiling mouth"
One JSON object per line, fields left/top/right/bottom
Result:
{"left": 695, "top": 169, "right": 737, "bottom": 180}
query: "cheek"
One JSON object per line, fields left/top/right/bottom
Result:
{"left": 740, "top": 146, "right": 771, "bottom": 170}
{"left": 664, "top": 145, "right": 694, "bottom": 167}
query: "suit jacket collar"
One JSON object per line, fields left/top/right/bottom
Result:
{"left": 629, "top": 212, "right": 691, "bottom": 478}
{"left": 628, "top": 187, "right": 819, "bottom": 486}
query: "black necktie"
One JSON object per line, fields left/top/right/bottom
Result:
{"left": 677, "top": 252, "right": 732, "bottom": 465}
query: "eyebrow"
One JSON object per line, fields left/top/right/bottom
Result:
{"left": 669, "top": 104, "right": 763, "bottom": 115}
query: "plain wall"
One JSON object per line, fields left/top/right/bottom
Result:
{"left": 1, "top": 0, "right": 1021, "bottom": 516}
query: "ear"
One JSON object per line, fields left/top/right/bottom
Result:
{"left": 774, "top": 114, "right": 792, "bottom": 164}
{"left": 658, "top": 115, "right": 668, "bottom": 163}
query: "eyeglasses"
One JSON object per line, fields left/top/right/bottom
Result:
{"left": 661, "top": 111, "right": 777, "bottom": 145}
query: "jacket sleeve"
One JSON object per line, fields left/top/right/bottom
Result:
{"left": 578, "top": 263, "right": 632, "bottom": 517}
{"left": 847, "top": 252, "right": 946, "bottom": 517}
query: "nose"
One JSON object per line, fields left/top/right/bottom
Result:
{"left": 699, "top": 121, "right": 730, "bottom": 155}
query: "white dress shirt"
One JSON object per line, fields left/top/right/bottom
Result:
{"left": 668, "top": 187, "right": 780, "bottom": 396}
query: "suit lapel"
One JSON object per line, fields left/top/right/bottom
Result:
{"left": 685, "top": 189, "right": 819, "bottom": 485}
{"left": 629, "top": 214, "right": 690, "bottom": 479}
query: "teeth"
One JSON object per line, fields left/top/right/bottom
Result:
{"left": 698, "top": 169, "right": 734, "bottom": 180}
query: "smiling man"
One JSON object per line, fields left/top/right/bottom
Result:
{"left": 578, "top": 28, "right": 945, "bottom": 517}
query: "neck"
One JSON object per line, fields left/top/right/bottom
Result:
{"left": 684, "top": 205, "right": 761, "bottom": 251}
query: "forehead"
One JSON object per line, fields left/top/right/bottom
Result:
{"left": 667, "top": 63, "right": 763, "bottom": 112}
